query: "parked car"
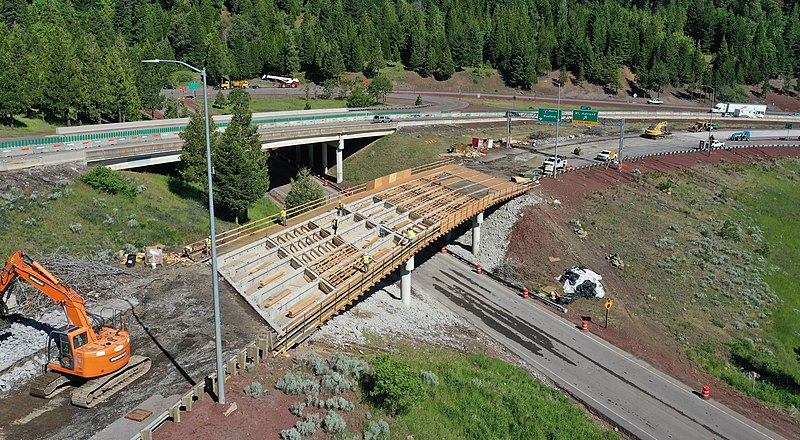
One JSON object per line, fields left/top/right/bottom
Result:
{"left": 595, "top": 150, "right": 615, "bottom": 161}
{"left": 372, "top": 115, "right": 393, "bottom": 123}
{"left": 647, "top": 98, "right": 663, "bottom": 105}
{"left": 163, "top": 85, "right": 174, "bottom": 89}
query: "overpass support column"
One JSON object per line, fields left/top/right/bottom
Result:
{"left": 308, "top": 144, "right": 315, "bottom": 169}
{"left": 321, "top": 143, "right": 329, "bottom": 176}
{"left": 400, "top": 255, "right": 414, "bottom": 307}
{"left": 295, "top": 145, "right": 301, "bottom": 163}
{"left": 472, "top": 212, "right": 484, "bottom": 255}
{"left": 336, "top": 138, "right": 344, "bottom": 183}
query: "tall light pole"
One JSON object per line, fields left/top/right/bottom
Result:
{"left": 553, "top": 81, "right": 562, "bottom": 177}
{"left": 142, "top": 59, "right": 226, "bottom": 404}
{"left": 702, "top": 85, "right": 717, "bottom": 157}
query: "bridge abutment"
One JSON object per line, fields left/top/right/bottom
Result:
{"left": 336, "top": 138, "right": 344, "bottom": 183}
{"left": 472, "top": 211, "right": 483, "bottom": 255}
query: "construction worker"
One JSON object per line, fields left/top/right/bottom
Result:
{"left": 183, "top": 245, "right": 194, "bottom": 258}
{"left": 280, "top": 209, "right": 287, "bottom": 226}
{"left": 337, "top": 199, "right": 344, "bottom": 216}
{"left": 331, "top": 217, "right": 338, "bottom": 235}
{"left": 406, "top": 228, "right": 415, "bottom": 245}
{"left": 362, "top": 253, "right": 371, "bottom": 272}
{"left": 204, "top": 236, "right": 212, "bottom": 255}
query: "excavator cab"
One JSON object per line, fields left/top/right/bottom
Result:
{"left": 46, "top": 325, "right": 86, "bottom": 372}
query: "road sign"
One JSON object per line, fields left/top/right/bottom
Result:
{"left": 786, "top": 123, "right": 793, "bottom": 129}
{"left": 605, "top": 299, "right": 613, "bottom": 310}
{"left": 573, "top": 110, "right": 599, "bottom": 126}
{"left": 580, "top": 106, "right": 592, "bottom": 110}
{"left": 188, "top": 82, "right": 200, "bottom": 90}
{"left": 537, "top": 108, "right": 562, "bottom": 123}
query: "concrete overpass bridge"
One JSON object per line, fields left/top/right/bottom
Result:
{"left": 211, "top": 162, "right": 535, "bottom": 352}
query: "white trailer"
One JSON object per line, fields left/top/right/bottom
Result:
{"left": 262, "top": 75, "right": 300, "bottom": 88}
{"left": 711, "top": 102, "right": 767, "bottom": 117}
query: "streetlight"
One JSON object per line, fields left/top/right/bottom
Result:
{"left": 702, "top": 85, "right": 717, "bottom": 157}
{"left": 141, "top": 59, "right": 226, "bottom": 404}
{"left": 553, "top": 80, "right": 562, "bottom": 177}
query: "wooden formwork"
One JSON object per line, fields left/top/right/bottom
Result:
{"left": 216, "top": 163, "right": 537, "bottom": 343}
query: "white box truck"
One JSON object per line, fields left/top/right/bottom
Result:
{"left": 711, "top": 102, "right": 767, "bottom": 117}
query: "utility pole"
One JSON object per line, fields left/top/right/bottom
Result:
{"left": 553, "top": 82, "right": 561, "bottom": 178}
{"left": 618, "top": 119, "right": 625, "bottom": 172}
{"left": 506, "top": 113, "right": 512, "bottom": 148}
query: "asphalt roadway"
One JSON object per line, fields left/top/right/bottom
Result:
{"left": 413, "top": 252, "right": 788, "bottom": 440}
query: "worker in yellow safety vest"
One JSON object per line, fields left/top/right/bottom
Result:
{"left": 406, "top": 228, "right": 415, "bottom": 244}
{"left": 331, "top": 217, "right": 339, "bottom": 235}
{"left": 362, "top": 253, "right": 371, "bottom": 272}
{"left": 280, "top": 209, "right": 287, "bottom": 226}
{"left": 204, "top": 236, "right": 212, "bottom": 255}
{"left": 337, "top": 200, "right": 344, "bottom": 216}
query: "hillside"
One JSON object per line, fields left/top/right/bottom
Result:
{"left": 506, "top": 152, "right": 800, "bottom": 434}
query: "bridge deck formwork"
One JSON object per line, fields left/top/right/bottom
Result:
{"left": 217, "top": 163, "right": 536, "bottom": 352}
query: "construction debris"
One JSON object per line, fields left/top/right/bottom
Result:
{"left": 548, "top": 256, "right": 561, "bottom": 263}
{"left": 570, "top": 219, "right": 588, "bottom": 239}
{"left": 555, "top": 267, "right": 606, "bottom": 304}
{"left": 606, "top": 253, "right": 625, "bottom": 270}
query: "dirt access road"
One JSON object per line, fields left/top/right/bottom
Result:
{"left": 0, "top": 263, "right": 264, "bottom": 440}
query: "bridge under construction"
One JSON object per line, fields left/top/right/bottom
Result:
{"left": 214, "top": 162, "right": 535, "bottom": 352}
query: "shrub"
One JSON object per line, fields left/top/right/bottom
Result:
{"left": 329, "top": 353, "right": 369, "bottom": 381}
{"left": 244, "top": 381, "right": 263, "bottom": 398}
{"left": 320, "top": 372, "right": 353, "bottom": 394}
{"left": 322, "top": 411, "right": 346, "bottom": 434}
{"left": 368, "top": 355, "right": 424, "bottom": 415}
{"left": 289, "top": 402, "right": 306, "bottom": 417}
{"left": 276, "top": 371, "right": 318, "bottom": 395}
{"left": 69, "top": 223, "right": 83, "bottom": 233}
{"left": 280, "top": 428, "right": 302, "bottom": 440}
{"left": 325, "top": 396, "right": 354, "bottom": 411}
{"left": 420, "top": 370, "right": 439, "bottom": 386}
{"left": 300, "top": 351, "right": 330, "bottom": 375}
{"left": 364, "top": 419, "right": 390, "bottom": 440}
{"left": 78, "top": 166, "right": 138, "bottom": 198}
{"left": 295, "top": 418, "right": 317, "bottom": 436}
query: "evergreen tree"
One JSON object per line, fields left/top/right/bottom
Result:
{"left": 107, "top": 37, "right": 141, "bottom": 122}
{"left": 179, "top": 108, "right": 220, "bottom": 185}
{"left": 213, "top": 100, "right": 269, "bottom": 220}
{"left": 0, "top": 24, "right": 28, "bottom": 124}
{"left": 228, "top": 88, "right": 251, "bottom": 111}
{"left": 213, "top": 92, "right": 228, "bottom": 109}
{"left": 367, "top": 75, "right": 392, "bottom": 104}
{"left": 347, "top": 86, "right": 372, "bottom": 108}
{"left": 164, "top": 96, "right": 179, "bottom": 119}
{"left": 285, "top": 167, "right": 324, "bottom": 212}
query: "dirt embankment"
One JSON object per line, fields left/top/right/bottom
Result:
{"left": 507, "top": 147, "right": 800, "bottom": 438}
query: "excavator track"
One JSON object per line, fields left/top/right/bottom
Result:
{"left": 30, "top": 371, "right": 72, "bottom": 399}
{"left": 71, "top": 355, "right": 151, "bottom": 408}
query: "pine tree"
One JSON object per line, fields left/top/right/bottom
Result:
{"left": 0, "top": 24, "right": 28, "bottom": 124}
{"left": 213, "top": 92, "right": 228, "bottom": 109}
{"left": 179, "top": 108, "right": 220, "bottom": 185}
{"left": 164, "top": 96, "right": 179, "bottom": 119}
{"left": 213, "top": 100, "right": 269, "bottom": 220}
{"left": 107, "top": 37, "right": 141, "bottom": 122}
{"left": 285, "top": 167, "right": 323, "bottom": 212}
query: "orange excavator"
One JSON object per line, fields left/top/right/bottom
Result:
{"left": 0, "top": 251, "right": 150, "bottom": 407}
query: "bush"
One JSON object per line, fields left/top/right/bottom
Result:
{"left": 329, "top": 353, "right": 369, "bottom": 381}
{"left": 322, "top": 411, "right": 346, "bottom": 434}
{"left": 295, "top": 418, "right": 317, "bottom": 436}
{"left": 364, "top": 419, "right": 390, "bottom": 440}
{"left": 321, "top": 372, "right": 354, "bottom": 394}
{"left": 244, "top": 381, "right": 263, "bottom": 398}
{"left": 78, "top": 166, "right": 138, "bottom": 198}
{"left": 276, "top": 371, "right": 319, "bottom": 395}
{"left": 420, "top": 370, "right": 439, "bottom": 386}
{"left": 285, "top": 168, "right": 324, "bottom": 213}
{"left": 325, "top": 396, "right": 354, "bottom": 411}
{"left": 289, "top": 402, "right": 306, "bottom": 417}
{"left": 300, "top": 351, "right": 330, "bottom": 375}
{"left": 368, "top": 355, "right": 424, "bottom": 415}
{"left": 280, "top": 428, "right": 302, "bottom": 440}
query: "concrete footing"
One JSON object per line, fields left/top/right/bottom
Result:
{"left": 401, "top": 255, "right": 414, "bottom": 306}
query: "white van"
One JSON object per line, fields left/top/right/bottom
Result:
{"left": 372, "top": 115, "right": 393, "bottom": 123}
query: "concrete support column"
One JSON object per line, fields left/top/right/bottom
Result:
{"left": 295, "top": 145, "right": 301, "bottom": 163}
{"left": 308, "top": 144, "right": 315, "bottom": 169}
{"left": 401, "top": 255, "right": 414, "bottom": 307}
{"left": 472, "top": 211, "right": 484, "bottom": 255}
{"left": 336, "top": 138, "right": 344, "bottom": 183}
{"left": 321, "top": 143, "right": 329, "bottom": 176}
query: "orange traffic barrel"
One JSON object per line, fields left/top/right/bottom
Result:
{"left": 701, "top": 386, "right": 710, "bottom": 400}
{"left": 476, "top": 264, "right": 482, "bottom": 274}
{"left": 581, "top": 320, "right": 589, "bottom": 331}
{"left": 522, "top": 288, "right": 529, "bottom": 298}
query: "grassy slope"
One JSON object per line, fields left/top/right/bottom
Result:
{"left": 248, "top": 96, "right": 345, "bottom": 113}
{"left": 384, "top": 348, "right": 616, "bottom": 440}
{"left": 581, "top": 159, "right": 800, "bottom": 410}
{"left": 0, "top": 115, "right": 60, "bottom": 138}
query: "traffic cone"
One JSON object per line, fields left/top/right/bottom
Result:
{"left": 581, "top": 320, "right": 589, "bottom": 331}
{"left": 522, "top": 288, "right": 529, "bottom": 299}
{"left": 476, "top": 264, "right": 482, "bottom": 274}
{"left": 323, "top": 179, "right": 329, "bottom": 187}
{"left": 441, "top": 246, "right": 447, "bottom": 253}
{"left": 701, "top": 386, "right": 710, "bottom": 400}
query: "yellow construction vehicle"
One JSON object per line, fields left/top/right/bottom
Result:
{"left": 688, "top": 120, "right": 718, "bottom": 132}
{"left": 644, "top": 121, "right": 672, "bottom": 139}
{"left": 220, "top": 79, "right": 249, "bottom": 90}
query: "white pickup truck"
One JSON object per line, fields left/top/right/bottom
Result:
{"left": 542, "top": 156, "right": 568, "bottom": 173}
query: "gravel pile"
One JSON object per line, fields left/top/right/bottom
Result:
{"left": 0, "top": 310, "right": 65, "bottom": 396}
{"left": 309, "top": 282, "right": 467, "bottom": 349}
{"left": 448, "top": 193, "right": 543, "bottom": 270}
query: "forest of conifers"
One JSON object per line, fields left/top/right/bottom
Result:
{"left": 1, "top": 0, "right": 799, "bottom": 124}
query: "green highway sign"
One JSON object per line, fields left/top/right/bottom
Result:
{"left": 538, "top": 108, "right": 562, "bottom": 123}
{"left": 573, "top": 109, "right": 599, "bottom": 126}
{"left": 188, "top": 82, "right": 200, "bottom": 90}
{"left": 580, "top": 106, "right": 592, "bottom": 110}
{"left": 786, "top": 123, "right": 793, "bottom": 129}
